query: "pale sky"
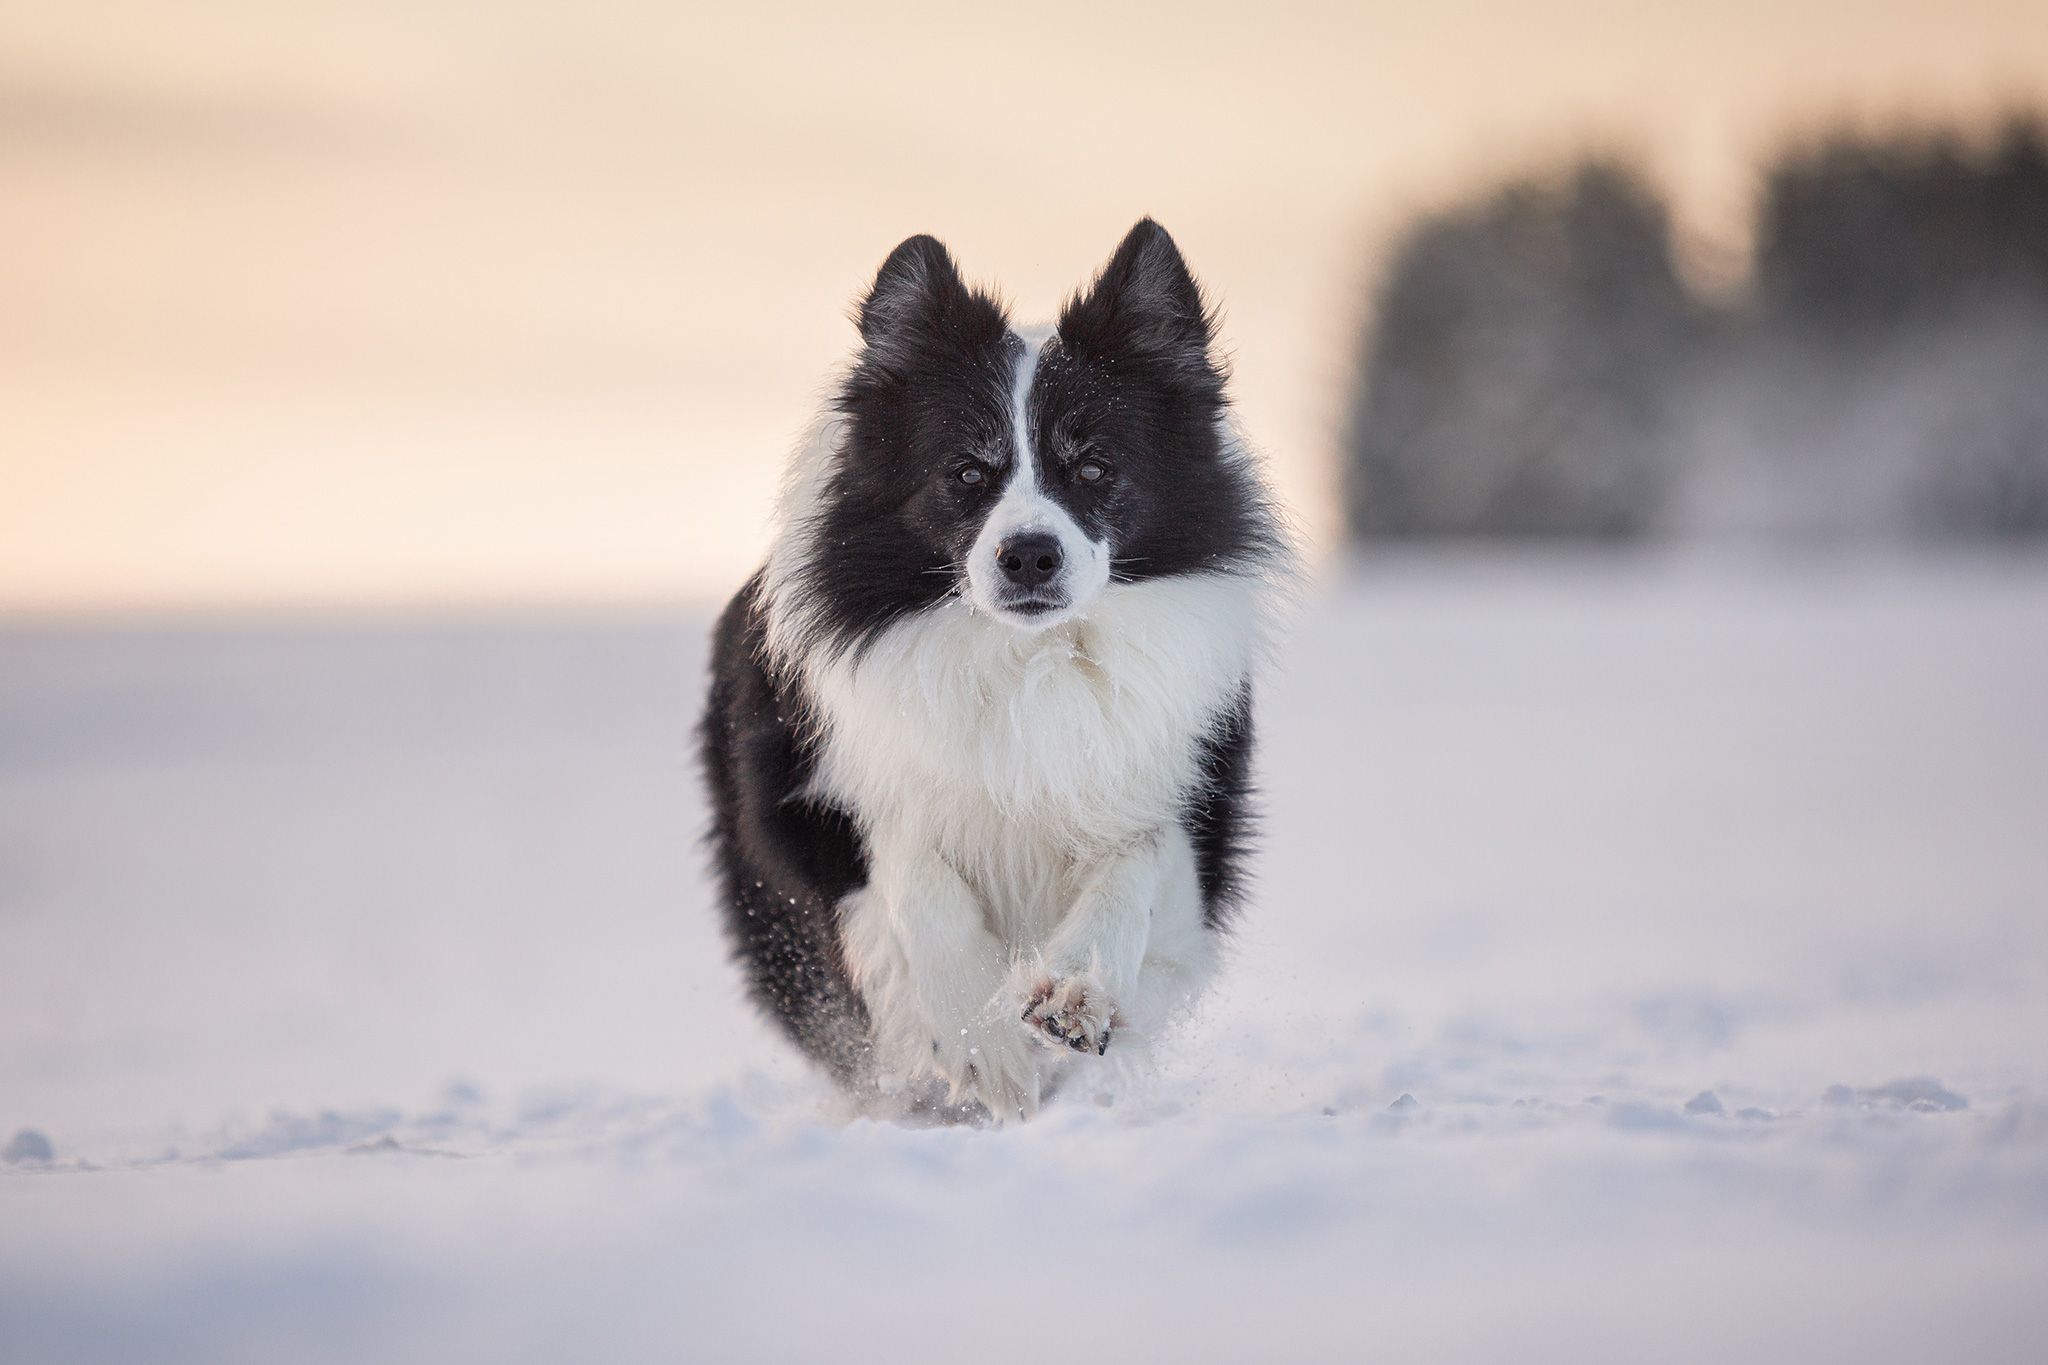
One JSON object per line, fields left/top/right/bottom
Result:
{"left": 4, "top": 0, "right": 2045, "bottom": 610}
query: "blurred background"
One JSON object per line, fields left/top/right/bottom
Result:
{"left": 6, "top": 0, "right": 2048, "bottom": 611}
{"left": 5, "top": 5, "right": 2048, "bottom": 1362}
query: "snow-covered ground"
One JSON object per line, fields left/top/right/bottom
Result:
{"left": 4, "top": 552, "right": 2046, "bottom": 1363}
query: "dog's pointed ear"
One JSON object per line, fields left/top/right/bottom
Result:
{"left": 1059, "top": 218, "right": 1217, "bottom": 367}
{"left": 858, "top": 234, "right": 971, "bottom": 349}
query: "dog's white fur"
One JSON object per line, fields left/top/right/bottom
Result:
{"left": 759, "top": 332, "right": 1280, "bottom": 1120}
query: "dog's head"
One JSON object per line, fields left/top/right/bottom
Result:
{"left": 775, "top": 220, "right": 1276, "bottom": 656}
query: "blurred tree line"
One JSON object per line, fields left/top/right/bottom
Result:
{"left": 1342, "top": 117, "right": 2048, "bottom": 540}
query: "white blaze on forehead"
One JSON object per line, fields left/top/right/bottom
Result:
{"left": 962, "top": 325, "right": 1112, "bottom": 627}
{"left": 1008, "top": 326, "right": 1053, "bottom": 489}
{"left": 992, "top": 325, "right": 1051, "bottom": 506}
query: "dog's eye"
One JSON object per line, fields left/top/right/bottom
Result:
{"left": 1076, "top": 461, "right": 1105, "bottom": 484}
{"left": 958, "top": 466, "right": 984, "bottom": 486}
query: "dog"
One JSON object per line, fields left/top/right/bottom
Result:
{"left": 700, "top": 219, "right": 1288, "bottom": 1122}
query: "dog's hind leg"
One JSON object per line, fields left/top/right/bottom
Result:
{"left": 701, "top": 575, "right": 875, "bottom": 1085}
{"left": 1120, "top": 823, "right": 1220, "bottom": 1041}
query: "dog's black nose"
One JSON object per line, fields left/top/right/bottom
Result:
{"left": 996, "top": 533, "right": 1063, "bottom": 588}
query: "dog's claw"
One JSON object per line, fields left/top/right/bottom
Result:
{"left": 1024, "top": 1008, "right": 1080, "bottom": 1051}
{"left": 1029, "top": 1010, "right": 1108, "bottom": 1054}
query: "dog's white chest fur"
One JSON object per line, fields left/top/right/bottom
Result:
{"left": 799, "top": 572, "right": 1257, "bottom": 940}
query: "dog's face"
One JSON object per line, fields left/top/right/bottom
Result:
{"left": 788, "top": 220, "right": 1274, "bottom": 651}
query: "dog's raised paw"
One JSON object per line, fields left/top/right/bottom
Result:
{"left": 1022, "top": 973, "right": 1116, "bottom": 1055}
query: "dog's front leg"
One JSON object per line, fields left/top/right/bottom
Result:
{"left": 840, "top": 835, "right": 1040, "bottom": 1122}
{"left": 1017, "top": 832, "right": 1163, "bottom": 1056}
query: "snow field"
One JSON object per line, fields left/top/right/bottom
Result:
{"left": 3, "top": 551, "right": 2045, "bottom": 1362}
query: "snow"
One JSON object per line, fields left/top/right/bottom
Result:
{"left": 3, "top": 551, "right": 2046, "bottom": 1363}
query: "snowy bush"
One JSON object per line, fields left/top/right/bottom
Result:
{"left": 1341, "top": 162, "right": 1695, "bottom": 538}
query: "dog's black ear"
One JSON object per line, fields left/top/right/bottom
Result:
{"left": 858, "top": 234, "right": 974, "bottom": 350}
{"left": 1059, "top": 218, "right": 1217, "bottom": 368}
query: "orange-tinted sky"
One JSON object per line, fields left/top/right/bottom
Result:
{"left": 4, "top": 0, "right": 2046, "bottom": 610}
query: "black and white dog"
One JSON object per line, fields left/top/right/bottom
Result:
{"left": 701, "top": 220, "right": 1288, "bottom": 1122}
